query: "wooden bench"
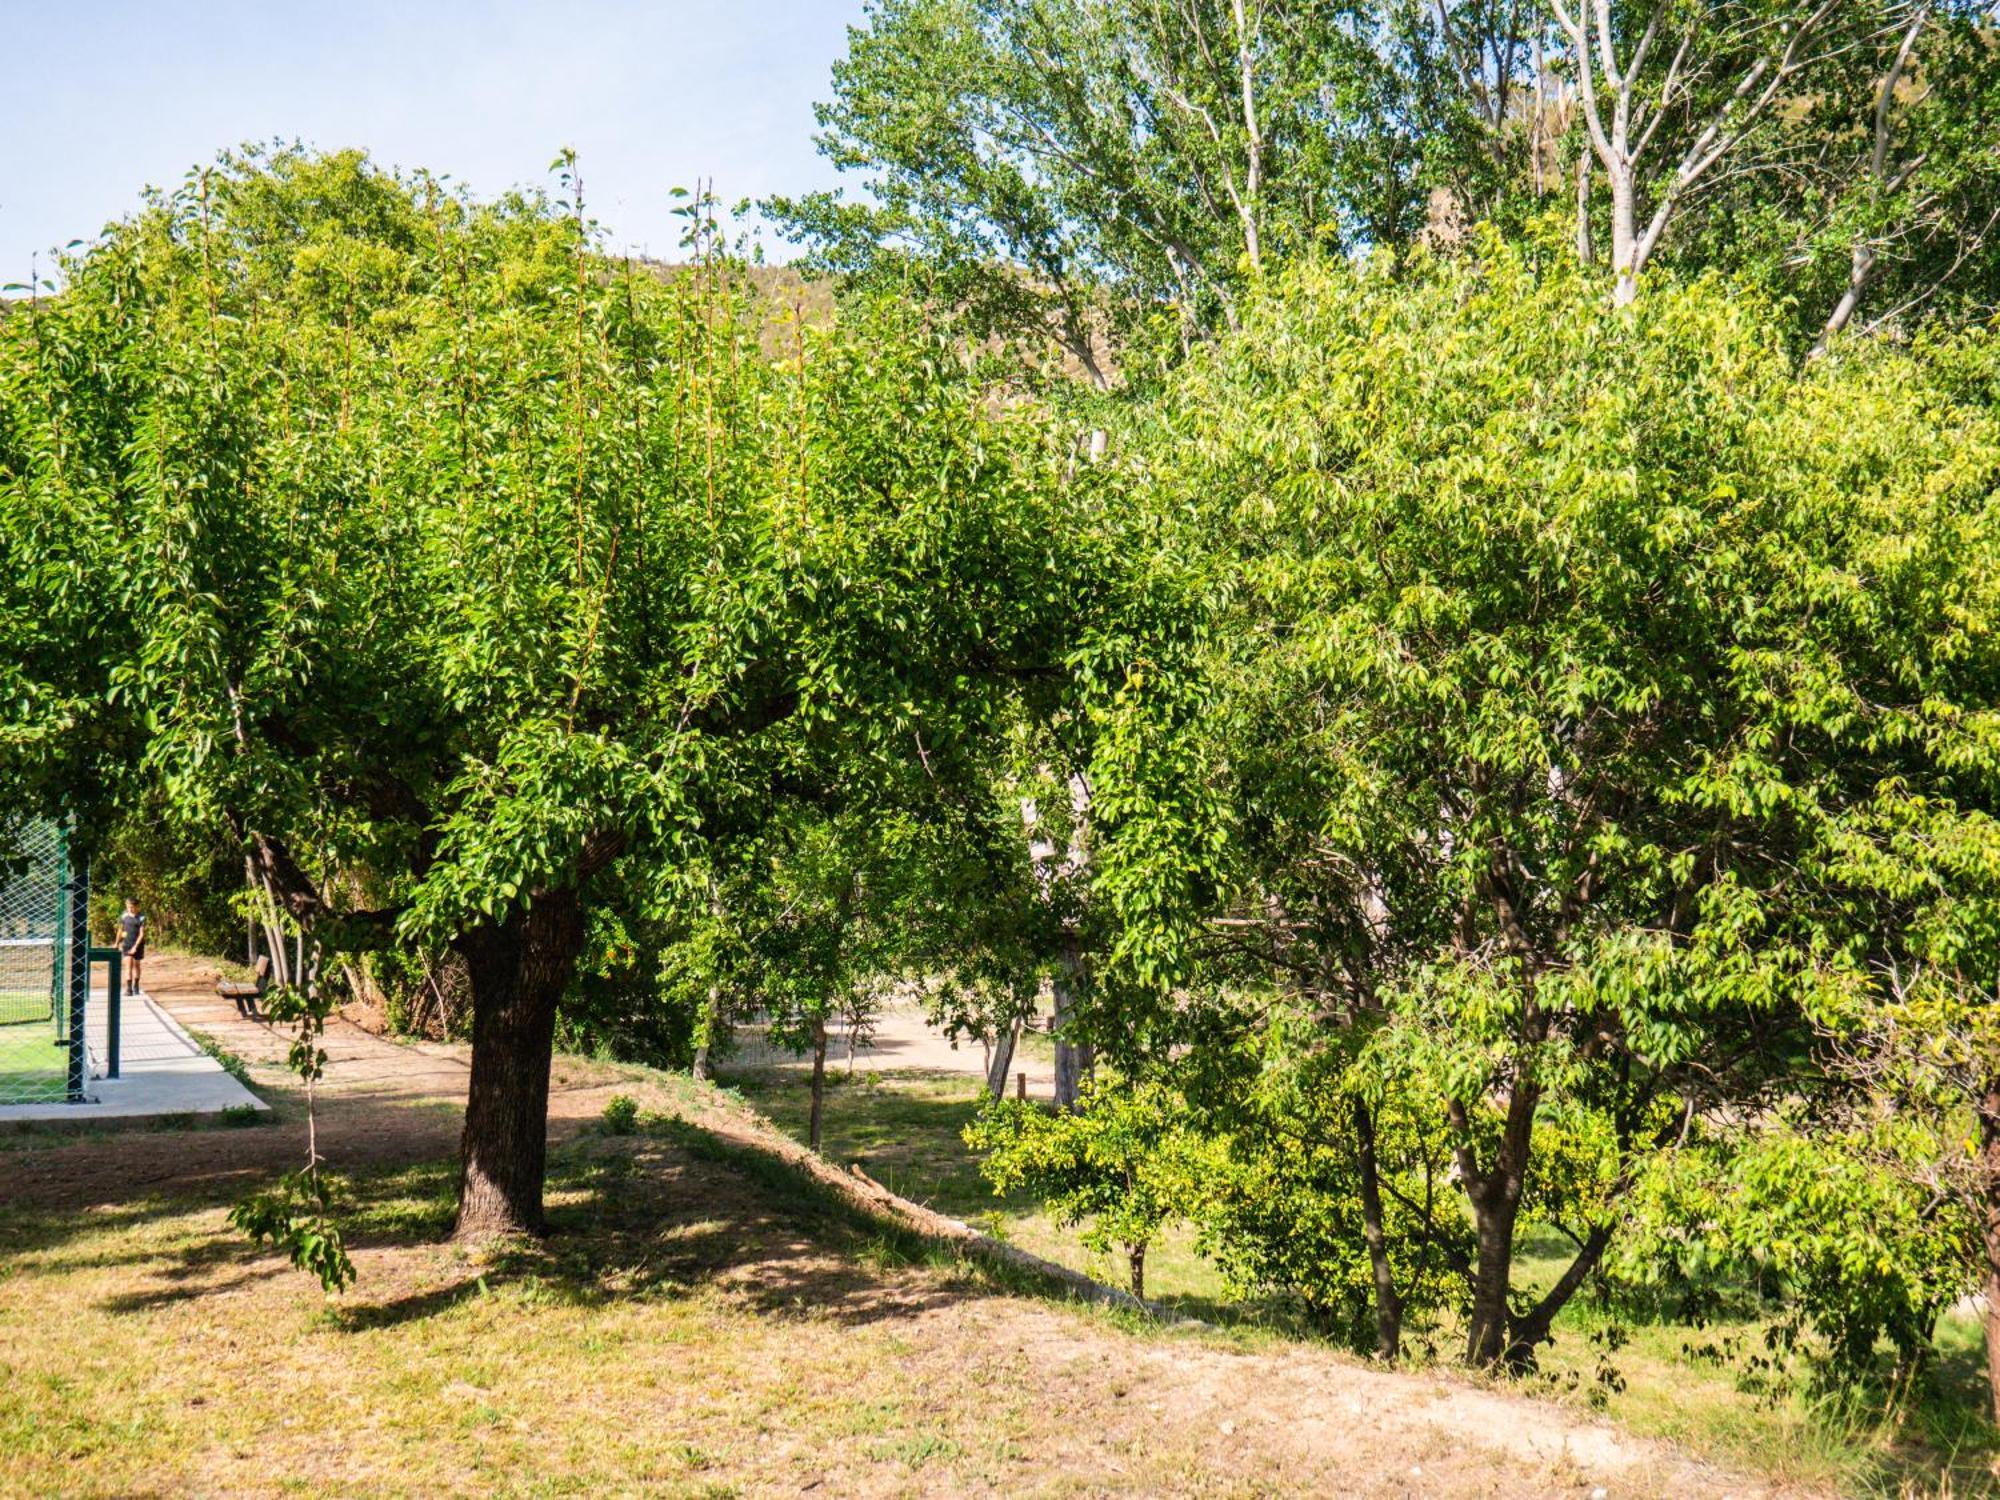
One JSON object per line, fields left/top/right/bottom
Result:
{"left": 216, "top": 954, "right": 272, "bottom": 1020}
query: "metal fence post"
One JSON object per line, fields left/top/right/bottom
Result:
{"left": 89, "top": 948, "right": 122, "bottom": 1080}
{"left": 65, "top": 850, "right": 88, "bottom": 1102}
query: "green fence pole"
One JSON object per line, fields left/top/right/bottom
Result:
{"left": 65, "top": 847, "right": 88, "bottom": 1102}
{"left": 50, "top": 830, "right": 68, "bottom": 1029}
{"left": 88, "top": 948, "right": 122, "bottom": 1079}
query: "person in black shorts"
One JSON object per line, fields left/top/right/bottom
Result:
{"left": 117, "top": 898, "right": 146, "bottom": 995}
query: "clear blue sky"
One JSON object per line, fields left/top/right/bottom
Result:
{"left": 0, "top": 0, "right": 869, "bottom": 281}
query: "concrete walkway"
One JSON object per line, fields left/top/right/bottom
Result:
{"left": 0, "top": 983, "right": 268, "bottom": 1122}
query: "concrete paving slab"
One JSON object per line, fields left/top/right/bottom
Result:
{"left": 0, "top": 986, "right": 268, "bottom": 1122}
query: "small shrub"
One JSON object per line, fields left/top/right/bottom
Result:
{"left": 219, "top": 1104, "right": 263, "bottom": 1128}
{"left": 601, "top": 1094, "right": 640, "bottom": 1135}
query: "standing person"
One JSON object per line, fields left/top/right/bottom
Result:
{"left": 117, "top": 898, "right": 146, "bottom": 996}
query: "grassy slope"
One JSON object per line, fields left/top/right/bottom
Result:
{"left": 0, "top": 1040, "right": 1798, "bottom": 1500}
{"left": 720, "top": 1063, "right": 1997, "bottom": 1497}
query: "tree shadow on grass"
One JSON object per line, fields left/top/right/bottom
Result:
{"left": 12, "top": 1071, "right": 1261, "bottom": 1355}
{"left": 333, "top": 1115, "right": 1007, "bottom": 1333}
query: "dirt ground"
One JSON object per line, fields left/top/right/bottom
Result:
{"left": 1, "top": 954, "right": 620, "bottom": 1217}
{"left": 0, "top": 954, "right": 1809, "bottom": 1498}
{"left": 730, "top": 998, "right": 1058, "bottom": 1097}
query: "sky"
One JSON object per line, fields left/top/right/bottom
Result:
{"left": 0, "top": 0, "right": 870, "bottom": 283}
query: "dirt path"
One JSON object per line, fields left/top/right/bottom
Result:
{"left": 730, "top": 998, "right": 1059, "bottom": 1095}
{"left": 0, "top": 954, "right": 1808, "bottom": 1497}
{"left": 0, "top": 954, "right": 624, "bottom": 1217}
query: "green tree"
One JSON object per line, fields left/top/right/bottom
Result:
{"left": 1095, "top": 244, "right": 2000, "bottom": 1367}
{"left": 771, "top": 0, "right": 1498, "bottom": 376}
{"left": 1549, "top": 0, "right": 2000, "bottom": 335}
{"left": 0, "top": 146, "right": 1090, "bottom": 1239}
{"left": 968, "top": 1077, "right": 1206, "bottom": 1296}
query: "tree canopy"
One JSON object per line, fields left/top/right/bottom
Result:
{"left": 0, "top": 146, "right": 1102, "bottom": 1236}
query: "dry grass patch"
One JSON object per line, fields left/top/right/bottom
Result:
{"left": 0, "top": 1043, "right": 1790, "bottom": 1498}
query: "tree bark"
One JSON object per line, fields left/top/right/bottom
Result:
{"left": 1128, "top": 1241, "right": 1147, "bottom": 1301}
{"left": 809, "top": 1017, "right": 829, "bottom": 1153}
{"left": 986, "top": 1017, "right": 1021, "bottom": 1101}
{"left": 1574, "top": 146, "right": 1593, "bottom": 265}
{"left": 452, "top": 888, "right": 586, "bottom": 1240}
{"left": 1981, "top": 1078, "right": 2000, "bottom": 1424}
{"left": 1460, "top": 1084, "right": 1538, "bottom": 1368}
{"left": 1609, "top": 168, "right": 1639, "bottom": 306}
{"left": 1052, "top": 940, "right": 1087, "bottom": 1110}
{"left": 1464, "top": 1194, "right": 1523, "bottom": 1366}
{"left": 1353, "top": 1097, "right": 1404, "bottom": 1361}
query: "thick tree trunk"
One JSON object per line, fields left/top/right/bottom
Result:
{"left": 986, "top": 1018, "right": 1020, "bottom": 1101}
{"left": 1609, "top": 169, "right": 1639, "bottom": 306}
{"left": 1129, "top": 1241, "right": 1147, "bottom": 1301}
{"left": 453, "top": 889, "right": 586, "bottom": 1240}
{"left": 1461, "top": 1085, "right": 1538, "bottom": 1368}
{"left": 1353, "top": 1097, "right": 1404, "bottom": 1362}
{"left": 809, "top": 1018, "right": 829, "bottom": 1153}
{"left": 1464, "top": 1195, "right": 1522, "bottom": 1366}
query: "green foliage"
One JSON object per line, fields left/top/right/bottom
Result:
{"left": 227, "top": 982, "right": 352, "bottom": 1294}
{"left": 967, "top": 1079, "right": 1207, "bottom": 1292}
{"left": 228, "top": 1165, "right": 355, "bottom": 1295}
{"left": 1093, "top": 241, "right": 2000, "bottom": 1364}
{"left": 784, "top": 1, "right": 2000, "bottom": 368}
{"left": 600, "top": 1094, "right": 640, "bottom": 1135}
{"left": 1184, "top": 1012, "right": 1467, "bottom": 1345}
{"left": 0, "top": 144, "right": 1097, "bottom": 1228}
{"left": 772, "top": 0, "right": 1492, "bottom": 377}
{"left": 1621, "top": 1118, "right": 1970, "bottom": 1380}
{"left": 0, "top": 141, "right": 1091, "bottom": 965}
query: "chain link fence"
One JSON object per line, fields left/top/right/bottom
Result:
{"left": 0, "top": 818, "right": 81, "bottom": 1105}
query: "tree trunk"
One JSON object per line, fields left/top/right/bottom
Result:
{"left": 1981, "top": 1078, "right": 2000, "bottom": 1424}
{"left": 1129, "top": 1241, "right": 1147, "bottom": 1301}
{"left": 453, "top": 888, "right": 586, "bottom": 1240}
{"left": 1574, "top": 147, "right": 1593, "bottom": 264}
{"left": 1352, "top": 1097, "right": 1404, "bottom": 1362}
{"left": 986, "top": 1018, "right": 1020, "bottom": 1101}
{"left": 1461, "top": 1085, "right": 1538, "bottom": 1368}
{"left": 1609, "top": 167, "right": 1639, "bottom": 306}
{"left": 809, "top": 1017, "right": 829, "bottom": 1153}
{"left": 692, "top": 984, "right": 717, "bottom": 1082}
{"left": 1464, "top": 1191, "right": 1523, "bottom": 1367}
{"left": 1052, "top": 940, "right": 1087, "bottom": 1110}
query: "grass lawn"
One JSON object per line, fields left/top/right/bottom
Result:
{"left": 0, "top": 1017, "right": 65, "bottom": 1103}
{"left": 720, "top": 1061, "right": 1998, "bottom": 1496}
{"left": 0, "top": 1052, "right": 1765, "bottom": 1500}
